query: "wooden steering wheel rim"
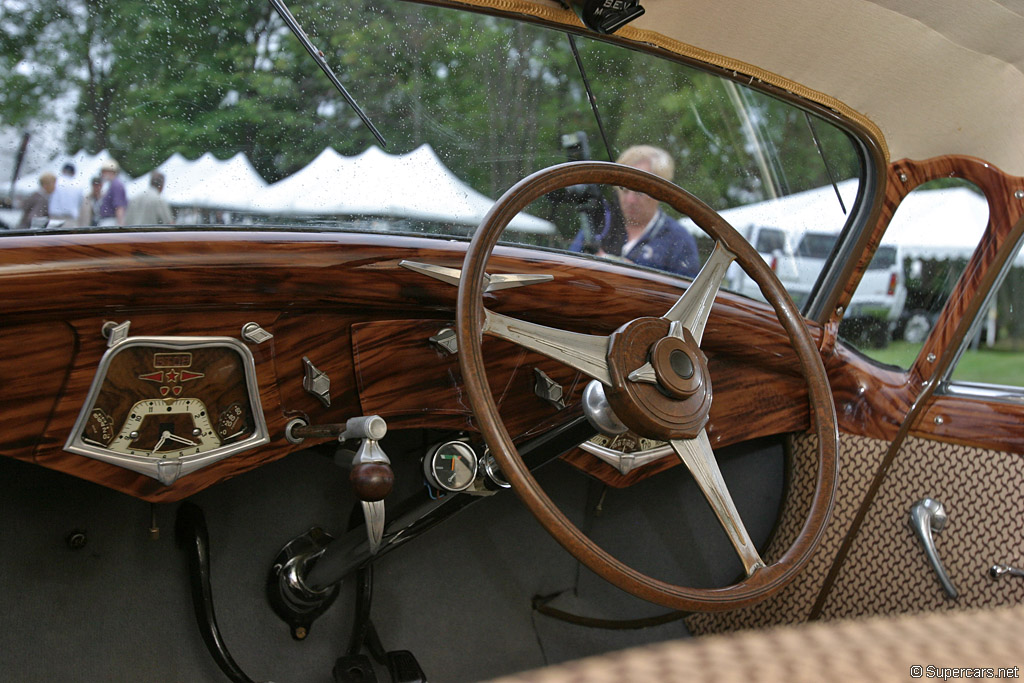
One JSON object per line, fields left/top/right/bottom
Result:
{"left": 456, "top": 161, "right": 839, "bottom": 611}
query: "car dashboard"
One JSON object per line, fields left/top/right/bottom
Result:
{"left": 1, "top": 228, "right": 820, "bottom": 504}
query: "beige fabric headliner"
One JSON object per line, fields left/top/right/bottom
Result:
{"left": 459, "top": 0, "right": 1024, "bottom": 176}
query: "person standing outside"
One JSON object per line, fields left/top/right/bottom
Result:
{"left": 125, "top": 171, "right": 174, "bottom": 225}
{"left": 570, "top": 145, "right": 700, "bottom": 278}
{"left": 612, "top": 145, "right": 700, "bottom": 277}
{"left": 17, "top": 172, "right": 56, "bottom": 229}
{"left": 97, "top": 159, "right": 127, "bottom": 226}
{"left": 78, "top": 176, "right": 104, "bottom": 227}
{"left": 48, "top": 163, "right": 82, "bottom": 225}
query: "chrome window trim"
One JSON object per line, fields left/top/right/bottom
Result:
{"left": 937, "top": 231, "right": 1024, "bottom": 401}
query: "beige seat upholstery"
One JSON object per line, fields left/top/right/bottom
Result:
{"left": 494, "top": 604, "right": 1024, "bottom": 682}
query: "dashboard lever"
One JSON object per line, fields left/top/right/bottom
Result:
{"left": 285, "top": 415, "right": 387, "bottom": 444}
{"left": 348, "top": 417, "right": 392, "bottom": 554}
{"left": 909, "top": 498, "right": 958, "bottom": 599}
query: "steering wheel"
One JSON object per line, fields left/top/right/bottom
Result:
{"left": 456, "top": 162, "right": 838, "bottom": 611}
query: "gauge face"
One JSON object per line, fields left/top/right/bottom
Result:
{"left": 108, "top": 398, "right": 221, "bottom": 458}
{"left": 65, "top": 336, "right": 268, "bottom": 485}
{"left": 424, "top": 441, "right": 478, "bottom": 492}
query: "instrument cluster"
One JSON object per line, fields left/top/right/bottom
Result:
{"left": 65, "top": 335, "right": 269, "bottom": 485}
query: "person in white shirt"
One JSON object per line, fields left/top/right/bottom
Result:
{"left": 48, "top": 163, "right": 82, "bottom": 225}
{"left": 124, "top": 171, "right": 175, "bottom": 225}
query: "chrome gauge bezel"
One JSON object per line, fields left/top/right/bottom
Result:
{"left": 64, "top": 335, "right": 269, "bottom": 485}
{"left": 423, "top": 440, "right": 479, "bottom": 492}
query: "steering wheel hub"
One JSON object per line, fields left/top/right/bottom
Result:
{"left": 605, "top": 317, "right": 711, "bottom": 441}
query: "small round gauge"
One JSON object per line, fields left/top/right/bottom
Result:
{"left": 424, "top": 441, "right": 478, "bottom": 492}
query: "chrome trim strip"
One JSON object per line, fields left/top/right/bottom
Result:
{"left": 399, "top": 259, "right": 553, "bottom": 292}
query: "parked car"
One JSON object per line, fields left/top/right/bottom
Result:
{"left": 1, "top": 1, "right": 1022, "bottom": 681}
{"left": 773, "top": 231, "right": 907, "bottom": 346}
{"left": 723, "top": 224, "right": 797, "bottom": 301}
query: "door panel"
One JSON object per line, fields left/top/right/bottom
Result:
{"left": 820, "top": 434, "right": 1024, "bottom": 618}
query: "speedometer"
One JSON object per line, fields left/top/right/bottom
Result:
{"left": 65, "top": 334, "right": 269, "bottom": 485}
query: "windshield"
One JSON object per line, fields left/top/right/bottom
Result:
{"left": 1, "top": 0, "right": 865, "bottom": 286}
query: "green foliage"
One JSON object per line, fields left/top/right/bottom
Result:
{"left": 1, "top": 0, "right": 862, "bottom": 207}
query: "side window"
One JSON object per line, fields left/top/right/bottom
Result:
{"left": 949, "top": 245, "right": 1024, "bottom": 387}
{"left": 841, "top": 179, "right": 989, "bottom": 365}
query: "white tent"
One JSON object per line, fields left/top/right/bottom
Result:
{"left": 710, "top": 179, "right": 861, "bottom": 242}
{"left": 250, "top": 144, "right": 553, "bottom": 234}
{"left": 12, "top": 148, "right": 130, "bottom": 197}
{"left": 128, "top": 152, "right": 268, "bottom": 211}
{"left": 712, "top": 181, "right": 999, "bottom": 263}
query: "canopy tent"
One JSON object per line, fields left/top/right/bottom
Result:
{"left": 11, "top": 148, "right": 130, "bottom": 197}
{"left": 249, "top": 144, "right": 554, "bottom": 234}
{"left": 707, "top": 179, "right": 861, "bottom": 243}
{"left": 127, "top": 152, "right": 268, "bottom": 211}
{"left": 710, "top": 180, "right": 1001, "bottom": 264}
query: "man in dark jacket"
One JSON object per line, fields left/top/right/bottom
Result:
{"left": 570, "top": 145, "right": 700, "bottom": 278}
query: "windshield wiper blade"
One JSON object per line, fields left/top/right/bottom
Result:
{"left": 268, "top": 0, "right": 387, "bottom": 148}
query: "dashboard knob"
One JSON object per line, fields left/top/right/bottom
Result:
{"left": 350, "top": 462, "right": 394, "bottom": 502}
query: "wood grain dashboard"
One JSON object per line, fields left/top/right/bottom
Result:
{"left": 0, "top": 229, "right": 914, "bottom": 502}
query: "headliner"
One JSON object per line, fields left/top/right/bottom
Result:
{"left": 453, "top": 0, "right": 1024, "bottom": 176}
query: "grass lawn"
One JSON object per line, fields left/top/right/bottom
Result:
{"left": 860, "top": 341, "right": 1024, "bottom": 387}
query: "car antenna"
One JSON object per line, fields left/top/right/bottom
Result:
{"left": 804, "top": 112, "right": 846, "bottom": 215}
{"left": 557, "top": 1, "right": 614, "bottom": 161}
{"left": 268, "top": 0, "right": 387, "bottom": 148}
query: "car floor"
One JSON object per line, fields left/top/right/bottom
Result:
{"left": 0, "top": 436, "right": 783, "bottom": 682}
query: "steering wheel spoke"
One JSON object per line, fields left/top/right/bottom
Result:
{"left": 670, "top": 431, "right": 766, "bottom": 576}
{"left": 663, "top": 242, "right": 735, "bottom": 345}
{"left": 483, "top": 308, "right": 612, "bottom": 385}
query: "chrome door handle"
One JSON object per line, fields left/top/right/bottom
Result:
{"left": 909, "top": 498, "right": 958, "bottom": 599}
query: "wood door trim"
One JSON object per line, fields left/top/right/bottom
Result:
{"left": 809, "top": 156, "right": 1024, "bottom": 619}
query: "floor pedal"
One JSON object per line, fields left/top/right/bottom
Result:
{"left": 385, "top": 650, "right": 426, "bottom": 683}
{"left": 333, "top": 653, "right": 378, "bottom": 683}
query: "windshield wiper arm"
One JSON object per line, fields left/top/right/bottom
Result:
{"left": 556, "top": 1, "right": 613, "bottom": 161}
{"left": 268, "top": 0, "right": 387, "bottom": 148}
{"left": 804, "top": 112, "right": 845, "bottom": 215}
{"left": 566, "top": 34, "right": 614, "bottom": 162}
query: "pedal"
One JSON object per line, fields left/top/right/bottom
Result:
{"left": 332, "top": 654, "right": 378, "bottom": 683}
{"left": 386, "top": 650, "right": 426, "bottom": 683}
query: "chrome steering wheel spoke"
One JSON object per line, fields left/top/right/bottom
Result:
{"left": 670, "top": 430, "right": 766, "bottom": 576}
{"left": 483, "top": 308, "right": 612, "bottom": 385}
{"left": 662, "top": 242, "right": 735, "bottom": 345}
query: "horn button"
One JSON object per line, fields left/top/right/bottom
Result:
{"left": 605, "top": 317, "right": 712, "bottom": 441}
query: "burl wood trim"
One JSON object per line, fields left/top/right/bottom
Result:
{"left": 351, "top": 319, "right": 587, "bottom": 438}
{"left": 0, "top": 322, "right": 76, "bottom": 461}
{"left": 915, "top": 396, "right": 1024, "bottom": 455}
